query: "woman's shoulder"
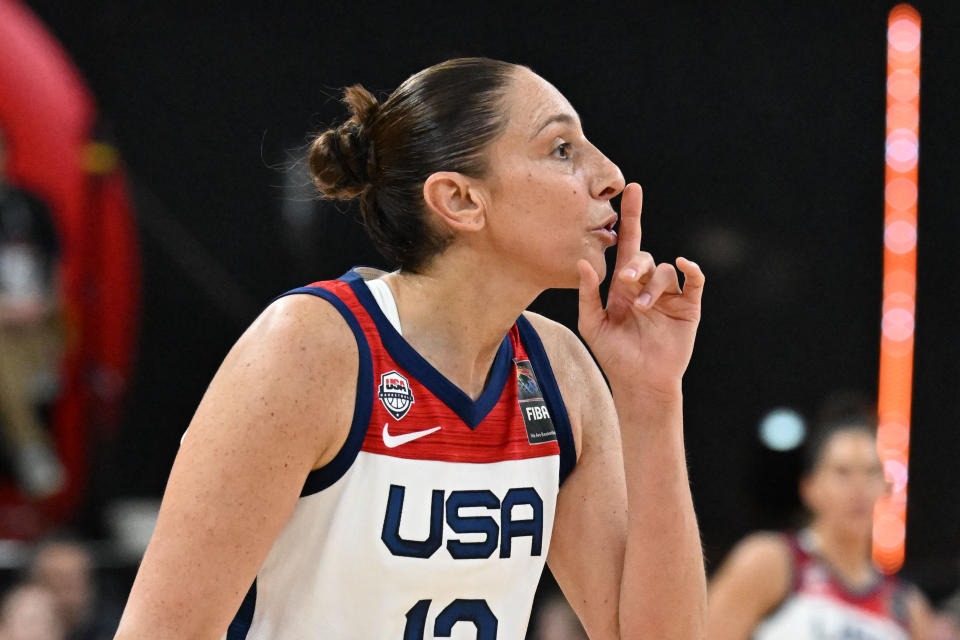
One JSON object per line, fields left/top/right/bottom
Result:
{"left": 707, "top": 531, "right": 794, "bottom": 626}
{"left": 725, "top": 531, "right": 793, "bottom": 567}
{"left": 209, "top": 291, "right": 360, "bottom": 426}
{"left": 520, "top": 311, "right": 593, "bottom": 371}
{"left": 244, "top": 290, "right": 359, "bottom": 362}
{"left": 520, "top": 311, "right": 600, "bottom": 401}
{"left": 183, "top": 291, "right": 360, "bottom": 470}
{"left": 521, "top": 311, "right": 605, "bottom": 457}
{"left": 713, "top": 531, "right": 794, "bottom": 593}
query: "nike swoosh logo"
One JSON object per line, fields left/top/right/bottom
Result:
{"left": 382, "top": 423, "right": 442, "bottom": 448}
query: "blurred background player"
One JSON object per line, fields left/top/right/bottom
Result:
{"left": 707, "top": 416, "right": 931, "bottom": 639}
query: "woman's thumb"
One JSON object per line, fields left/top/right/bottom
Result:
{"left": 577, "top": 259, "right": 602, "bottom": 337}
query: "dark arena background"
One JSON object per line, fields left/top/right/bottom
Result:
{"left": 2, "top": 1, "right": 959, "bottom": 637}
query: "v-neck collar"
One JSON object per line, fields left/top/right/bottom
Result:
{"left": 341, "top": 268, "right": 514, "bottom": 430}
{"left": 798, "top": 528, "right": 884, "bottom": 598}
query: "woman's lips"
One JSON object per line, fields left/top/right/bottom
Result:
{"left": 590, "top": 227, "right": 618, "bottom": 246}
{"left": 589, "top": 213, "right": 618, "bottom": 246}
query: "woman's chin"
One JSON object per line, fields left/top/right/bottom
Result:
{"left": 564, "top": 257, "right": 607, "bottom": 289}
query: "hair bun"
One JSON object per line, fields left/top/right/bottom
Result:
{"left": 308, "top": 84, "right": 380, "bottom": 200}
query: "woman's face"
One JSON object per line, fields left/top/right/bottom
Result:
{"left": 478, "top": 68, "right": 625, "bottom": 289}
{"left": 801, "top": 429, "right": 888, "bottom": 539}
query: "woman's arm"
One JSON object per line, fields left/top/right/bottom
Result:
{"left": 906, "top": 584, "right": 932, "bottom": 640}
{"left": 533, "top": 314, "right": 704, "bottom": 640}
{"left": 526, "top": 312, "right": 625, "bottom": 639}
{"left": 613, "top": 385, "right": 704, "bottom": 639}
{"left": 536, "top": 182, "right": 708, "bottom": 638}
{"left": 114, "top": 294, "right": 356, "bottom": 639}
{"left": 705, "top": 533, "right": 792, "bottom": 640}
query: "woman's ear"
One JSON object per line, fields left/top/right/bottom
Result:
{"left": 422, "top": 171, "right": 485, "bottom": 232}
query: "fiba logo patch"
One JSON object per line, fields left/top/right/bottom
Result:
{"left": 378, "top": 370, "right": 415, "bottom": 420}
{"left": 515, "top": 359, "right": 557, "bottom": 445}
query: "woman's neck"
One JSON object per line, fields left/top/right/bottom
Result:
{"left": 382, "top": 254, "right": 541, "bottom": 400}
{"left": 808, "top": 521, "right": 876, "bottom": 588}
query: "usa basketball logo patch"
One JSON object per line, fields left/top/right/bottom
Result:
{"left": 378, "top": 370, "right": 414, "bottom": 420}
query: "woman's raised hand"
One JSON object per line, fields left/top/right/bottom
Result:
{"left": 577, "top": 182, "right": 705, "bottom": 394}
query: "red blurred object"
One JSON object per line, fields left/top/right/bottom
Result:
{"left": 0, "top": 0, "right": 140, "bottom": 538}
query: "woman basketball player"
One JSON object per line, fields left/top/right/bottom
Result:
{"left": 115, "top": 58, "right": 707, "bottom": 639}
{"left": 707, "top": 419, "right": 931, "bottom": 639}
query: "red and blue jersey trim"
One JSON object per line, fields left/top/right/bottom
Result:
{"left": 272, "top": 269, "right": 577, "bottom": 494}
{"left": 515, "top": 314, "right": 577, "bottom": 484}
{"left": 341, "top": 269, "right": 513, "bottom": 430}
{"left": 784, "top": 530, "right": 910, "bottom": 630}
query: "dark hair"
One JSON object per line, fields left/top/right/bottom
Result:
{"left": 308, "top": 57, "right": 520, "bottom": 272}
{"left": 802, "top": 393, "right": 877, "bottom": 473}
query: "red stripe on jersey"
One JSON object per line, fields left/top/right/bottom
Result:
{"left": 309, "top": 278, "right": 562, "bottom": 465}
{"left": 785, "top": 531, "right": 909, "bottom": 628}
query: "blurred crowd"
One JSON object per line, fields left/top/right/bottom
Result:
{"left": 0, "top": 130, "right": 64, "bottom": 501}
{"left": 0, "top": 540, "right": 120, "bottom": 640}
{"left": 1, "top": 544, "right": 958, "bottom": 640}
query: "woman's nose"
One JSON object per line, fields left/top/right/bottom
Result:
{"left": 592, "top": 151, "right": 625, "bottom": 201}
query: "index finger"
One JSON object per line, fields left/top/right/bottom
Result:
{"left": 614, "top": 183, "right": 643, "bottom": 271}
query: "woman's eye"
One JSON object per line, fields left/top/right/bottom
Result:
{"left": 552, "top": 142, "right": 571, "bottom": 160}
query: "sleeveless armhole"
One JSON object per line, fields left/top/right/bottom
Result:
{"left": 515, "top": 315, "right": 577, "bottom": 486}
{"left": 226, "top": 580, "right": 256, "bottom": 640}
{"left": 272, "top": 286, "right": 373, "bottom": 497}
{"left": 227, "top": 285, "right": 371, "bottom": 639}
{"left": 784, "top": 531, "right": 805, "bottom": 592}
{"left": 888, "top": 577, "right": 912, "bottom": 629}
{"left": 759, "top": 531, "right": 800, "bottom": 621}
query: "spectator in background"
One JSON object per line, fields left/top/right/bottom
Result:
{"left": 0, "top": 129, "right": 64, "bottom": 498}
{"left": 0, "top": 582, "right": 64, "bottom": 640}
{"left": 707, "top": 415, "right": 931, "bottom": 639}
{"left": 27, "top": 541, "right": 119, "bottom": 640}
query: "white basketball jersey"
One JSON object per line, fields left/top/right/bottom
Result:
{"left": 221, "top": 268, "right": 577, "bottom": 639}
{"left": 752, "top": 530, "right": 910, "bottom": 640}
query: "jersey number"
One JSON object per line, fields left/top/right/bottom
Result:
{"left": 404, "top": 599, "right": 498, "bottom": 640}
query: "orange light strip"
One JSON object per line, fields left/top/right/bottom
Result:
{"left": 873, "top": 3, "right": 921, "bottom": 575}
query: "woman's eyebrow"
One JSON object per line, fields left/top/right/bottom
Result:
{"left": 529, "top": 113, "right": 579, "bottom": 140}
